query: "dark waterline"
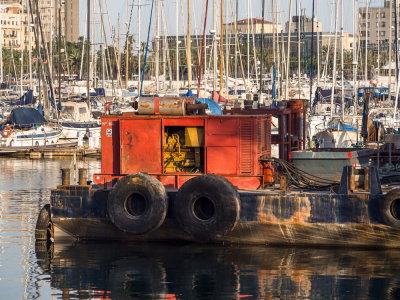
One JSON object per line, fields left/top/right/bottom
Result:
{"left": 1, "top": 158, "right": 400, "bottom": 299}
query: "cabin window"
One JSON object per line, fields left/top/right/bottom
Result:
{"left": 79, "top": 107, "right": 87, "bottom": 114}
{"left": 61, "top": 106, "right": 75, "bottom": 119}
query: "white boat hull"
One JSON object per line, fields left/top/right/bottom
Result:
{"left": 0, "top": 125, "right": 62, "bottom": 147}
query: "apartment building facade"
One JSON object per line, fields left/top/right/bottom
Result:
{"left": 359, "top": 0, "right": 392, "bottom": 48}
{"left": 0, "top": 0, "right": 79, "bottom": 51}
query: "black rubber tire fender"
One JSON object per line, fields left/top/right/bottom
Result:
{"left": 35, "top": 204, "right": 52, "bottom": 241}
{"left": 107, "top": 173, "right": 168, "bottom": 235}
{"left": 381, "top": 188, "right": 400, "bottom": 227}
{"left": 174, "top": 174, "right": 240, "bottom": 242}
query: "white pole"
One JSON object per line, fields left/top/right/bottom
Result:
{"left": 137, "top": 0, "right": 141, "bottom": 92}
{"left": 20, "top": 2, "right": 24, "bottom": 98}
{"left": 297, "top": 0, "right": 301, "bottom": 98}
{"left": 317, "top": 0, "right": 320, "bottom": 86}
{"left": 213, "top": 0, "right": 217, "bottom": 91}
{"left": 176, "top": 0, "right": 180, "bottom": 94}
{"left": 389, "top": 0, "right": 393, "bottom": 94}
{"left": 353, "top": 0, "right": 357, "bottom": 108}
{"left": 364, "top": 0, "right": 369, "bottom": 84}
{"left": 285, "top": 0, "right": 293, "bottom": 99}
{"left": 341, "top": 0, "right": 344, "bottom": 120}
{"left": 28, "top": 1, "right": 32, "bottom": 89}
{"left": 0, "top": 3, "right": 3, "bottom": 83}
{"left": 330, "top": 0, "right": 339, "bottom": 119}
{"left": 247, "top": 0, "right": 250, "bottom": 91}
{"left": 155, "top": 0, "right": 160, "bottom": 93}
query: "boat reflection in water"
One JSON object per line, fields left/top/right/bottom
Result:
{"left": 36, "top": 242, "right": 400, "bottom": 299}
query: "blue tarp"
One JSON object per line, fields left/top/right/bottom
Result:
{"left": 329, "top": 123, "right": 358, "bottom": 132}
{"left": 196, "top": 98, "right": 223, "bottom": 115}
{"left": 94, "top": 88, "right": 105, "bottom": 96}
{"left": 8, "top": 107, "right": 47, "bottom": 128}
{"left": 16, "top": 90, "right": 34, "bottom": 105}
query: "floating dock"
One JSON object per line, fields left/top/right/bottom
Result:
{"left": 0, "top": 143, "right": 100, "bottom": 158}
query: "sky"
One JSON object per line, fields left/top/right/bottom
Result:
{"left": 78, "top": 0, "right": 386, "bottom": 44}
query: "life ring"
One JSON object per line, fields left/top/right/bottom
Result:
{"left": 107, "top": 173, "right": 168, "bottom": 235}
{"left": 380, "top": 188, "right": 400, "bottom": 227}
{"left": 1, "top": 125, "right": 12, "bottom": 138}
{"left": 174, "top": 174, "right": 240, "bottom": 242}
{"left": 35, "top": 204, "right": 53, "bottom": 241}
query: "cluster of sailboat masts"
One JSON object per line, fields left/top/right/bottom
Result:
{"left": 3, "top": 0, "right": 400, "bottom": 114}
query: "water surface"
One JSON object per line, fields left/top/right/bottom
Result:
{"left": 1, "top": 158, "right": 400, "bottom": 299}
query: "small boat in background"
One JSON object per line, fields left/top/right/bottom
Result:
{"left": 0, "top": 107, "right": 62, "bottom": 147}
{"left": 58, "top": 101, "right": 101, "bottom": 149}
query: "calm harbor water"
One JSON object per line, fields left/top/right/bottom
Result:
{"left": 1, "top": 158, "right": 400, "bottom": 299}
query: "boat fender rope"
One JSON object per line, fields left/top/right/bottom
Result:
{"left": 1, "top": 125, "right": 12, "bottom": 138}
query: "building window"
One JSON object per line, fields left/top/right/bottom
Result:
{"left": 380, "top": 31, "right": 385, "bottom": 37}
{"left": 381, "top": 21, "right": 386, "bottom": 27}
{"left": 381, "top": 12, "right": 386, "bottom": 18}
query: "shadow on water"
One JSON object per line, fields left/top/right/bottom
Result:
{"left": 35, "top": 242, "right": 400, "bottom": 300}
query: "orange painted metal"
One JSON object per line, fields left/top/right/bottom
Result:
{"left": 94, "top": 114, "right": 272, "bottom": 190}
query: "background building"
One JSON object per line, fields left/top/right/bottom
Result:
{"left": 285, "top": 13, "right": 322, "bottom": 33}
{"left": 0, "top": 3, "right": 33, "bottom": 50}
{"left": 0, "top": 0, "right": 79, "bottom": 50}
{"left": 224, "top": 18, "right": 282, "bottom": 35}
{"left": 359, "top": 0, "right": 391, "bottom": 48}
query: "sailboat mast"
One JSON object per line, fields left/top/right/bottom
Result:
{"left": 186, "top": 0, "right": 192, "bottom": 90}
{"left": 20, "top": 2, "right": 24, "bottom": 98}
{"left": 137, "top": 0, "right": 141, "bottom": 92}
{"left": 155, "top": 0, "right": 160, "bottom": 93}
{"left": 86, "top": 0, "right": 91, "bottom": 109}
{"left": 197, "top": 0, "right": 209, "bottom": 97}
{"left": 353, "top": 0, "right": 357, "bottom": 107}
{"left": 364, "top": 0, "right": 369, "bottom": 84}
{"left": 330, "top": 0, "right": 339, "bottom": 119}
{"left": 341, "top": 0, "right": 344, "bottom": 120}
{"left": 297, "top": 0, "right": 301, "bottom": 98}
{"left": 234, "top": 0, "right": 238, "bottom": 95}
{"left": 394, "top": 0, "right": 399, "bottom": 119}
{"left": 260, "top": 0, "right": 265, "bottom": 98}
{"left": 316, "top": 0, "right": 320, "bottom": 86}
{"left": 285, "top": 0, "right": 293, "bottom": 99}
{"left": 219, "top": 0, "right": 224, "bottom": 92}
{"left": 176, "top": 0, "right": 180, "bottom": 94}
{"left": 28, "top": 0, "right": 32, "bottom": 89}
{"left": 309, "top": 0, "right": 315, "bottom": 107}
{"left": 58, "top": 2, "right": 62, "bottom": 106}
{"left": 0, "top": 3, "right": 2, "bottom": 83}
{"left": 389, "top": 0, "right": 393, "bottom": 95}
{"left": 247, "top": 0, "right": 250, "bottom": 91}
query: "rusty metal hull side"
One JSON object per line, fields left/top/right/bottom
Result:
{"left": 49, "top": 187, "right": 400, "bottom": 247}
{"left": 51, "top": 217, "right": 400, "bottom": 248}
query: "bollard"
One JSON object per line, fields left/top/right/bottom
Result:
{"left": 61, "top": 169, "right": 71, "bottom": 186}
{"left": 279, "top": 175, "right": 288, "bottom": 191}
{"left": 78, "top": 168, "right": 89, "bottom": 185}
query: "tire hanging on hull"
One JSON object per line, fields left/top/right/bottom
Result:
{"left": 35, "top": 204, "right": 52, "bottom": 241}
{"left": 174, "top": 174, "right": 240, "bottom": 242}
{"left": 380, "top": 188, "right": 400, "bottom": 227}
{"left": 107, "top": 173, "right": 168, "bottom": 235}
